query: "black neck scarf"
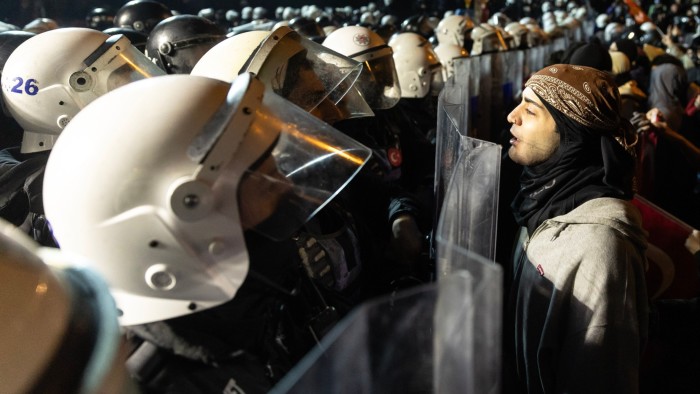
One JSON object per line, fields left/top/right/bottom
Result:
{"left": 511, "top": 97, "right": 635, "bottom": 235}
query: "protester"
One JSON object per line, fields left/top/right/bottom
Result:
{"left": 505, "top": 64, "right": 648, "bottom": 393}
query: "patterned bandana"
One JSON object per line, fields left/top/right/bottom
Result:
{"left": 525, "top": 64, "right": 636, "bottom": 154}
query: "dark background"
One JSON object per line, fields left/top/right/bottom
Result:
{"left": 0, "top": 0, "right": 449, "bottom": 27}
{"left": 0, "top": 1, "right": 608, "bottom": 28}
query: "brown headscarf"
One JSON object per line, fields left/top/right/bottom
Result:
{"left": 525, "top": 64, "right": 637, "bottom": 155}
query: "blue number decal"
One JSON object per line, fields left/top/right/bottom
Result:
{"left": 10, "top": 77, "right": 23, "bottom": 93}
{"left": 25, "top": 79, "right": 38, "bottom": 95}
{"left": 8, "top": 77, "right": 39, "bottom": 95}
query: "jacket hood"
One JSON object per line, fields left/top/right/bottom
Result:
{"left": 548, "top": 197, "right": 648, "bottom": 251}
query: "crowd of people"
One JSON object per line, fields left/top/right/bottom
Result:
{"left": 0, "top": 0, "right": 699, "bottom": 393}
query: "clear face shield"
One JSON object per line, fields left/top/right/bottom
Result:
{"left": 69, "top": 34, "right": 165, "bottom": 100}
{"left": 354, "top": 51, "right": 402, "bottom": 109}
{"left": 237, "top": 93, "right": 371, "bottom": 240}
{"left": 247, "top": 26, "right": 374, "bottom": 121}
{"left": 190, "top": 75, "right": 372, "bottom": 242}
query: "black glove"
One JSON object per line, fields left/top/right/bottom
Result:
{"left": 630, "top": 111, "right": 651, "bottom": 134}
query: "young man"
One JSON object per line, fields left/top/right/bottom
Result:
{"left": 505, "top": 64, "right": 649, "bottom": 393}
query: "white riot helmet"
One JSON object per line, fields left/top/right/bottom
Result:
{"left": 505, "top": 22, "right": 530, "bottom": 48}
{"left": 595, "top": 13, "right": 610, "bottom": 30}
{"left": 542, "top": 1, "right": 553, "bottom": 13}
{"left": 0, "top": 219, "right": 130, "bottom": 393}
{"left": 489, "top": 12, "right": 511, "bottom": 28}
{"left": 0, "top": 28, "right": 165, "bottom": 154}
{"left": 389, "top": 32, "right": 444, "bottom": 98}
{"left": 640, "top": 21, "right": 657, "bottom": 33}
{"left": 435, "top": 14, "right": 472, "bottom": 48}
{"left": 303, "top": 5, "right": 323, "bottom": 20}
{"left": 241, "top": 6, "right": 253, "bottom": 21}
{"left": 381, "top": 14, "right": 398, "bottom": 27}
{"left": 605, "top": 22, "right": 625, "bottom": 43}
{"left": 573, "top": 6, "right": 588, "bottom": 20}
{"left": 495, "top": 24, "right": 517, "bottom": 49}
{"left": 542, "top": 12, "right": 564, "bottom": 37}
{"left": 470, "top": 23, "right": 508, "bottom": 55}
{"left": 554, "top": 10, "right": 568, "bottom": 25}
{"left": 192, "top": 26, "right": 373, "bottom": 123}
{"left": 252, "top": 6, "right": 267, "bottom": 21}
{"left": 282, "top": 7, "right": 297, "bottom": 21}
{"left": 525, "top": 22, "right": 548, "bottom": 47}
{"left": 360, "top": 11, "right": 377, "bottom": 26}
{"left": 23, "top": 18, "right": 59, "bottom": 34}
{"left": 434, "top": 43, "right": 468, "bottom": 81}
{"left": 43, "top": 74, "right": 371, "bottom": 326}
{"left": 323, "top": 25, "right": 402, "bottom": 109}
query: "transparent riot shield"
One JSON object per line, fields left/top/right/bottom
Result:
{"left": 583, "top": 20, "right": 595, "bottom": 38}
{"left": 552, "top": 36, "right": 568, "bottom": 52}
{"left": 474, "top": 54, "right": 493, "bottom": 142}
{"left": 269, "top": 241, "right": 503, "bottom": 394}
{"left": 489, "top": 51, "right": 505, "bottom": 144}
{"left": 434, "top": 76, "right": 469, "bottom": 226}
{"left": 455, "top": 56, "right": 481, "bottom": 140}
{"left": 531, "top": 45, "right": 545, "bottom": 75}
{"left": 436, "top": 137, "right": 502, "bottom": 262}
{"left": 508, "top": 50, "right": 524, "bottom": 106}
{"left": 434, "top": 238, "right": 503, "bottom": 394}
{"left": 452, "top": 55, "right": 471, "bottom": 90}
{"left": 491, "top": 50, "right": 523, "bottom": 144}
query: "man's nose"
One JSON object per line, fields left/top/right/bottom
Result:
{"left": 507, "top": 107, "right": 519, "bottom": 125}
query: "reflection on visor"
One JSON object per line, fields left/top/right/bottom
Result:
{"left": 237, "top": 92, "right": 371, "bottom": 241}
{"left": 325, "top": 86, "right": 374, "bottom": 123}
{"left": 274, "top": 50, "right": 329, "bottom": 111}
{"left": 356, "top": 56, "right": 401, "bottom": 109}
{"left": 283, "top": 127, "right": 367, "bottom": 166}
{"left": 71, "top": 34, "right": 165, "bottom": 98}
{"left": 252, "top": 27, "right": 363, "bottom": 114}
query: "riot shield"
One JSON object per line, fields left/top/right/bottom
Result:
{"left": 508, "top": 50, "right": 525, "bottom": 106}
{"left": 434, "top": 237, "right": 503, "bottom": 394}
{"left": 452, "top": 55, "right": 471, "bottom": 90}
{"left": 489, "top": 51, "right": 505, "bottom": 144}
{"left": 270, "top": 241, "right": 503, "bottom": 394}
{"left": 491, "top": 50, "right": 523, "bottom": 144}
{"left": 552, "top": 36, "right": 568, "bottom": 52}
{"left": 531, "top": 45, "right": 545, "bottom": 76}
{"left": 435, "top": 137, "right": 502, "bottom": 262}
{"left": 434, "top": 75, "right": 469, "bottom": 227}
{"left": 474, "top": 54, "right": 493, "bottom": 142}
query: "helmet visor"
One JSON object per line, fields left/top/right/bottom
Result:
{"left": 355, "top": 55, "right": 401, "bottom": 109}
{"left": 237, "top": 92, "right": 371, "bottom": 240}
{"left": 73, "top": 34, "right": 165, "bottom": 98}
{"left": 317, "top": 85, "right": 374, "bottom": 123}
{"left": 248, "top": 27, "right": 365, "bottom": 114}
